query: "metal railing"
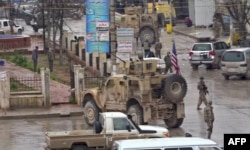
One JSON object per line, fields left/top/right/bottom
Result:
{"left": 10, "top": 74, "right": 42, "bottom": 93}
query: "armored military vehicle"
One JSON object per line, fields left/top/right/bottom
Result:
{"left": 81, "top": 59, "right": 188, "bottom": 128}
{"left": 117, "top": 6, "right": 163, "bottom": 44}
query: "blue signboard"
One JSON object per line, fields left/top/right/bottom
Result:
{"left": 86, "top": 0, "right": 110, "bottom": 53}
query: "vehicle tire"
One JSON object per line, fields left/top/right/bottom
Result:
{"left": 191, "top": 64, "right": 198, "bottom": 70}
{"left": 240, "top": 76, "right": 246, "bottom": 80}
{"left": 139, "top": 27, "right": 155, "bottom": 44}
{"left": 164, "top": 113, "right": 184, "bottom": 128}
{"left": 157, "top": 13, "right": 165, "bottom": 27}
{"left": 83, "top": 100, "right": 100, "bottom": 126}
{"left": 127, "top": 104, "right": 144, "bottom": 125}
{"left": 72, "top": 145, "right": 88, "bottom": 150}
{"left": 18, "top": 29, "right": 22, "bottom": 34}
{"left": 224, "top": 75, "right": 229, "bottom": 80}
{"left": 206, "top": 64, "right": 213, "bottom": 70}
{"left": 162, "top": 74, "right": 187, "bottom": 103}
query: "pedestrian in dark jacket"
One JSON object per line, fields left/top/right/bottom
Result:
{"left": 185, "top": 17, "right": 192, "bottom": 27}
{"left": 32, "top": 46, "right": 38, "bottom": 72}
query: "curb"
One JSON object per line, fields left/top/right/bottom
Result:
{"left": 173, "top": 29, "right": 199, "bottom": 40}
{"left": 0, "top": 111, "right": 83, "bottom": 120}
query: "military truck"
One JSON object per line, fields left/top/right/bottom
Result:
{"left": 81, "top": 59, "right": 188, "bottom": 128}
{"left": 147, "top": 1, "right": 177, "bottom": 26}
{"left": 0, "top": 19, "right": 24, "bottom": 34}
{"left": 116, "top": 6, "right": 162, "bottom": 44}
{"left": 45, "top": 112, "right": 169, "bottom": 150}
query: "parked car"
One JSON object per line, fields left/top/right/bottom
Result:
{"left": 221, "top": 48, "right": 250, "bottom": 80}
{"left": 112, "top": 137, "right": 222, "bottom": 150}
{"left": 0, "top": 19, "right": 24, "bottom": 34}
{"left": 189, "top": 40, "right": 230, "bottom": 70}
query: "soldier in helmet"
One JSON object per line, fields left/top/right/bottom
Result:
{"left": 204, "top": 100, "right": 214, "bottom": 139}
{"left": 213, "top": 18, "right": 221, "bottom": 40}
{"left": 197, "top": 76, "right": 208, "bottom": 110}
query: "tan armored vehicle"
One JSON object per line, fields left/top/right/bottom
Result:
{"left": 117, "top": 6, "right": 162, "bottom": 44}
{"left": 82, "top": 59, "right": 188, "bottom": 128}
{"left": 45, "top": 112, "right": 169, "bottom": 150}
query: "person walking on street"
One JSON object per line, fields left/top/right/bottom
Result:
{"left": 32, "top": 46, "right": 39, "bottom": 72}
{"left": 142, "top": 39, "right": 151, "bottom": 58}
{"left": 197, "top": 76, "right": 208, "bottom": 110}
{"left": 204, "top": 100, "right": 214, "bottom": 139}
{"left": 47, "top": 48, "right": 54, "bottom": 72}
{"left": 155, "top": 40, "right": 162, "bottom": 58}
{"left": 164, "top": 52, "right": 172, "bottom": 74}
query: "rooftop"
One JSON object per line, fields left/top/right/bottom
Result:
{"left": 115, "top": 137, "right": 219, "bottom": 149}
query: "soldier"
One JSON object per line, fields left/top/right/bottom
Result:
{"left": 154, "top": 39, "right": 162, "bottom": 58}
{"left": 213, "top": 19, "right": 221, "bottom": 40}
{"left": 197, "top": 76, "right": 208, "bottom": 110}
{"left": 204, "top": 100, "right": 214, "bottom": 139}
{"left": 164, "top": 52, "right": 173, "bottom": 74}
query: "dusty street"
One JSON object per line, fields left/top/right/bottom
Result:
{"left": 0, "top": 18, "right": 249, "bottom": 149}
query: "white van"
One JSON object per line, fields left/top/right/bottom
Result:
{"left": 112, "top": 137, "right": 222, "bottom": 150}
{"left": 221, "top": 48, "right": 250, "bottom": 80}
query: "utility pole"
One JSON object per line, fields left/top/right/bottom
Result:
{"left": 110, "top": 0, "right": 116, "bottom": 74}
{"left": 144, "top": 0, "right": 148, "bottom": 13}
{"left": 42, "top": 0, "right": 46, "bottom": 51}
{"left": 169, "top": 0, "right": 173, "bottom": 26}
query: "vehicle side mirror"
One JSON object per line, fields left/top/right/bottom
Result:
{"left": 126, "top": 125, "right": 131, "bottom": 132}
{"left": 94, "top": 121, "right": 103, "bottom": 134}
{"left": 127, "top": 114, "right": 132, "bottom": 120}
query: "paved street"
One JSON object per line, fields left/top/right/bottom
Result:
{"left": 0, "top": 18, "right": 249, "bottom": 149}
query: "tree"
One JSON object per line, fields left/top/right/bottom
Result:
{"left": 224, "top": 0, "right": 250, "bottom": 39}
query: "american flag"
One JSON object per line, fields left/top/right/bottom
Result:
{"left": 171, "top": 41, "right": 180, "bottom": 74}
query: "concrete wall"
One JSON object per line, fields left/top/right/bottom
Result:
{"left": 189, "top": 0, "right": 215, "bottom": 26}
{"left": 0, "top": 68, "right": 50, "bottom": 109}
{"left": 0, "top": 35, "right": 31, "bottom": 51}
{"left": 10, "top": 95, "right": 44, "bottom": 108}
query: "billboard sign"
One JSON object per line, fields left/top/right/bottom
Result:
{"left": 86, "top": 0, "right": 110, "bottom": 53}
